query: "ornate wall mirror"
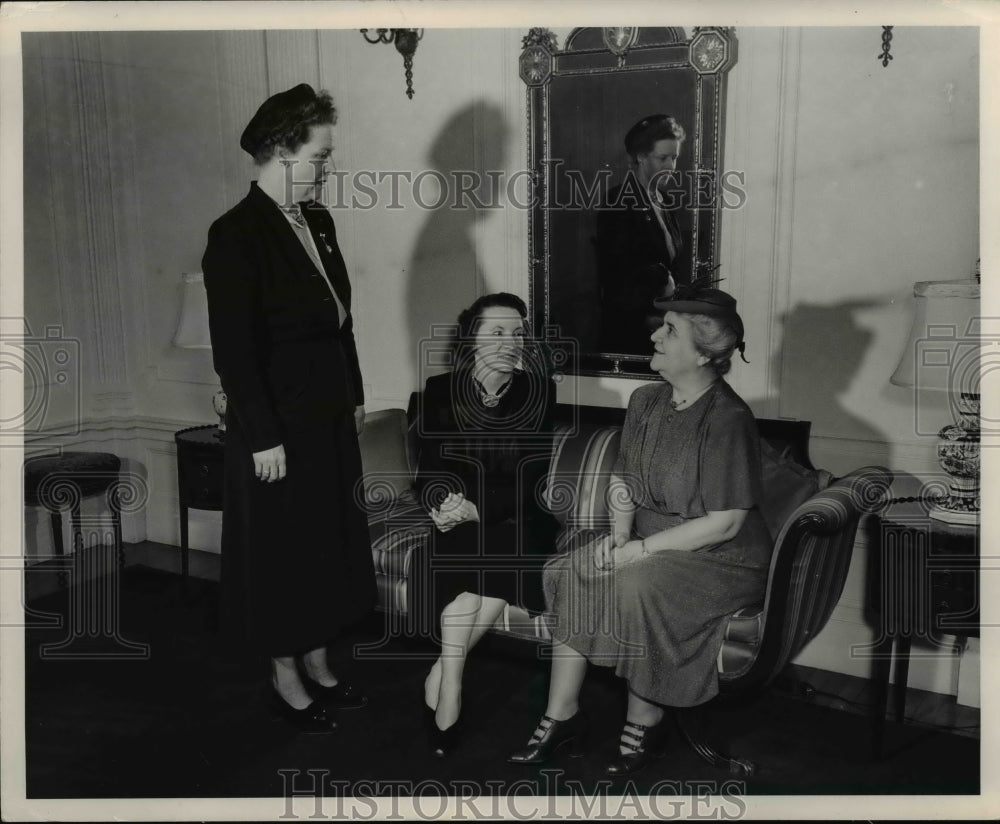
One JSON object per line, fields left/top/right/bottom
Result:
{"left": 520, "top": 27, "right": 738, "bottom": 377}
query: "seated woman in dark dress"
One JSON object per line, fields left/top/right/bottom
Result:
{"left": 415, "top": 293, "right": 559, "bottom": 757}
{"left": 508, "top": 286, "right": 771, "bottom": 776}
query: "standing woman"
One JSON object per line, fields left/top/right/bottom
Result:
{"left": 596, "top": 114, "right": 687, "bottom": 354}
{"left": 202, "top": 84, "right": 375, "bottom": 733}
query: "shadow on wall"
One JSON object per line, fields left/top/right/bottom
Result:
{"left": 745, "top": 301, "right": 887, "bottom": 463}
{"left": 405, "top": 102, "right": 508, "bottom": 386}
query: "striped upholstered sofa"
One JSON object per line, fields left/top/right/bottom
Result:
{"left": 358, "top": 398, "right": 889, "bottom": 707}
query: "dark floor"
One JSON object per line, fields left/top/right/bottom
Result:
{"left": 101, "top": 541, "right": 982, "bottom": 740}
{"left": 20, "top": 543, "right": 980, "bottom": 801}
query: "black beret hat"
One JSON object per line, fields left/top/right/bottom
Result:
{"left": 654, "top": 287, "right": 747, "bottom": 359}
{"left": 624, "top": 113, "right": 686, "bottom": 158}
{"left": 240, "top": 83, "right": 316, "bottom": 157}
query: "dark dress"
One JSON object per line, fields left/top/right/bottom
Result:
{"left": 414, "top": 368, "right": 560, "bottom": 624}
{"left": 543, "top": 380, "right": 772, "bottom": 707}
{"left": 202, "top": 182, "right": 376, "bottom": 657}
{"left": 595, "top": 177, "right": 688, "bottom": 354}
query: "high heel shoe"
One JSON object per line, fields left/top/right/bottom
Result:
{"left": 604, "top": 719, "right": 669, "bottom": 776}
{"left": 301, "top": 673, "right": 368, "bottom": 710}
{"left": 507, "top": 712, "right": 588, "bottom": 764}
{"left": 266, "top": 686, "right": 338, "bottom": 734}
{"left": 423, "top": 703, "right": 462, "bottom": 758}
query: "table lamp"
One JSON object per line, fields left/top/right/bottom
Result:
{"left": 890, "top": 277, "right": 980, "bottom": 524}
{"left": 172, "top": 272, "right": 227, "bottom": 434}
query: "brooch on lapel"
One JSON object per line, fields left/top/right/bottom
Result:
{"left": 317, "top": 231, "right": 334, "bottom": 255}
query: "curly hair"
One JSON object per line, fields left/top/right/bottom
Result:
{"left": 452, "top": 292, "right": 529, "bottom": 366}
{"left": 686, "top": 313, "right": 741, "bottom": 377}
{"left": 252, "top": 90, "right": 337, "bottom": 166}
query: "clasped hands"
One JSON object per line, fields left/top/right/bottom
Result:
{"left": 430, "top": 492, "right": 480, "bottom": 532}
{"left": 593, "top": 532, "right": 646, "bottom": 571}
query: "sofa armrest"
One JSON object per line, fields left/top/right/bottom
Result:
{"left": 359, "top": 408, "right": 413, "bottom": 507}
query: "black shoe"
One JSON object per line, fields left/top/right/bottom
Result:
{"left": 267, "top": 687, "right": 338, "bottom": 734}
{"left": 302, "top": 674, "right": 368, "bottom": 709}
{"left": 507, "top": 712, "right": 588, "bottom": 765}
{"left": 423, "top": 704, "right": 462, "bottom": 758}
{"left": 604, "top": 718, "right": 669, "bottom": 776}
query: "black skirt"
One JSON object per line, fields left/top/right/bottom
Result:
{"left": 421, "top": 512, "right": 560, "bottom": 626}
{"left": 220, "top": 409, "right": 376, "bottom": 658}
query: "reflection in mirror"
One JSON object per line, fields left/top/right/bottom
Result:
{"left": 521, "top": 27, "right": 737, "bottom": 377}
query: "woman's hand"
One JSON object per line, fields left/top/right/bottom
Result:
{"left": 594, "top": 535, "right": 645, "bottom": 570}
{"left": 430, "top": 492, "right": 479, "bottom": 532}
{"left": 252, "top": 444, "right": 286, "bottom": 483}
{"left": 354, "top": 405, "right": 365, "bottom": 436}
{"left": 593, "top": 534, "right": 615, "bottom": 570}
{"left": 614, "top": 540, "right": 647, "bottom": 566}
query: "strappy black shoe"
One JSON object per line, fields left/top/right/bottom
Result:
{"left": 266, "top": 687, "right": 338, "bottom": 734}
{"left": 423, "top": 704, "right": 462, "bottom": 758}
{"left": 604, "top": 718, "right": 669, "bottom": 776}
{"left": 506, "top": 712, "right": 588, "bottom": 765}
{"left": 301, "top": 674, "right": 368, "bottom": 710}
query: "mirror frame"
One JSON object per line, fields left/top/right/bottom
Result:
{"left": 520, "top": 27, "right": 738, "bottom": 378}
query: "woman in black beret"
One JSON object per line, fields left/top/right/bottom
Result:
{"left": 202, "top": 84, "right": 375, "bottom": 733}
{"left": 595, "top": 114, "right": 689, "bottom": 354}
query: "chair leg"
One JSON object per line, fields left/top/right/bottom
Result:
{"left": 49, "top": 510, "right": 68, "bottom": 589}
{"left": 674, "top": 708, "right": 756, "bottom": 777}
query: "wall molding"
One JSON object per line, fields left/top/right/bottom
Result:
{"left": 25, "top": 415, "right": 211, "bottom": 446}
{"left": 771, "top": 28, "right": 803, "bottom": 421}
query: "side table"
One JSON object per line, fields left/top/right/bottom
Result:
{"left": 174, "top": 425, "right": 225, "bottom": 581}
{"left": 867, "top": 499, "right": 979, "bottom": 758}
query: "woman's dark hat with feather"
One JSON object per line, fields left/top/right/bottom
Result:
{"left": 653, "top": 272, "right": 749, "bottom": 362}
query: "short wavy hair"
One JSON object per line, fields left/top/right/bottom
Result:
{"left": 252, "top": 90, "right": 337, "bottom": 166}
{"left": 685, "top": 313, "right": 741, "bottom": 377}
{"left": 624, "top": 114, "right": 686, "bottom": 161}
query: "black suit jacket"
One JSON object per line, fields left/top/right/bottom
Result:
{"left": 202, "top": 182, "right": 364, "bottom": 452}
{"left": 595, "top": 178, "right": 688, "bottom": 353}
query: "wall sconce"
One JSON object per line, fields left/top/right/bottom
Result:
{"left": 879, "top": 26, "right": 894, "bottom": 67}
{"left": 361, "top": 28, "right": 423, "bottom": 99}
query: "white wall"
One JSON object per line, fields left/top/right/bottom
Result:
{"left": 21, "top": 26, "right": 979, "bottom": 698}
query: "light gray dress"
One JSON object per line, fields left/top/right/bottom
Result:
{"left": 542, "top": 380, "right": 772, "bottom": 707}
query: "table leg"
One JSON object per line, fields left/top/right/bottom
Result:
{"left": 110, "top": 484, "right": 124, "bottom": 570}
{"left": 179, "top": 504, "right": 190, "bottom": 581}
{"left": 872, "top": 632, "right": 894, "bottom": 760}
{"left": 893, "top": 636, "right": 912, "bottom": 724}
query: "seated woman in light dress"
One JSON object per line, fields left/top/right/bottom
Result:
{"left": 507, "top": 285, "right": 770, "bottom": 776}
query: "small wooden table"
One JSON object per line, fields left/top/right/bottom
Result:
{"left": 174, "top": 425, "right": 225, "bottom": 580}
{"left": 867, "top": 499, "right": 979, "bottom": 758}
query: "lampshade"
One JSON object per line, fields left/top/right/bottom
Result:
{"left": 172, "top": 272, "right": 212, "bottom": 349}
{"left": 890, "top": 279, "right": 980, "bottom": 394}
